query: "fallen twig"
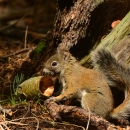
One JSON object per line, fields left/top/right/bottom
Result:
{"left": 10, "top": 117, "right": 39, "bottom": 130}
{"left": 0, "top": 117, "right": 40, "bottom": 130}
{"left": 0, "top": 104, "right": 12, "bottom": 116}
{"left": 44, "top": 100, "right": 124, "bottom": 130}
{"left": 0, "top": 48, "right": 33, "bottom": 59}
{"left": 0, "top": 125, "right": 5, "bottom": 130}
{"left": 0, "top": 121, "right": 28, "bottom": 126}
{"left": 49, "top": 121, "right": 86, "bottom": 130}
{"left": 24, "top": 26, "right": 28, "bottom": 49}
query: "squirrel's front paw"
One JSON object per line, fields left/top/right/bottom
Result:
{"left": 45, "top": 96, "right": 57, "bottom": 103}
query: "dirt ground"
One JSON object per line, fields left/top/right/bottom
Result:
{"left": 0, "top": 1, "right": 85, "bottom": 129}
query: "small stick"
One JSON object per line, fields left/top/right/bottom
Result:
{"left": 24, "top": 26, "right": 28, "bottom": 49}
{"left": 10, "top": 117, "right": 39, "bottom": 130}
{"left": 0, "top": 104, "right": 12, "bottom": 116}
{"left": 0, "top": 48, "right": 32, "bottom": 59}
{"left": 0, "top": 121, "right": 28, "bottom": 126}
{"left": 85, "top": 104, "right": 90, "bottom": 130}
{"left": 0, "top": 125, "right": 5, "bottom": 130}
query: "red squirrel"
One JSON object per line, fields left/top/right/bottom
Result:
{"left": 43, "top": 50, "right": 114, "bottom": 119}
{"left": 43, "top": 49, "right": 130, "bottom": 120}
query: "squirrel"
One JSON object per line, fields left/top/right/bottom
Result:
{"left": 91, "top": 49, "right": 130, "bottom": 120}
{"left": 43, "top": 50, "right": 114, "bottom": 119}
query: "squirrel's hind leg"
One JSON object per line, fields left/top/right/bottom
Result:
{"left": 81, "top": 92, "right": 113, "bottom": 119}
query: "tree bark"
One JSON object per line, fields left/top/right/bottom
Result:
{"left": 15, "top": 0, "right": 130, "bottom": 78}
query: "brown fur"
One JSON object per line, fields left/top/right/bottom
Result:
{"left": 43, "top": 50, "right": 113, "bottom": 119}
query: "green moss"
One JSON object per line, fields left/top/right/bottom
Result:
{"left": 30, "top": 40, "right": 47, "bottom": 61}
{"left": 35, "top": 41, "right": 46, "bottom": 54}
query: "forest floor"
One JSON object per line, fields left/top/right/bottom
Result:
{"left": 0, "top": 46, "right": 84, "bottom": 129}
{"left": 0, "top": 1, "right": 84, "bottom": 128}
{"left": 0, "top": 30, "right": 85, "bottom": 130}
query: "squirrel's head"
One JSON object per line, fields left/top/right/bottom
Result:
{"left": 43, "top": 50, "right": 73, "bottom": 76}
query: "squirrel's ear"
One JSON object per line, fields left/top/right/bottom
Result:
{"left": 62, "top": 51, "right": 70, "bottom": 61}
{"left": 57, "top": 49, "right": 70, "bottom": 61}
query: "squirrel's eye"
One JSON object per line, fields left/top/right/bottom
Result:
{"left": 51, "top": 61, "right": 57, "bottom": 66}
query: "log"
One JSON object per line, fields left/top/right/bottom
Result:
{"left": 44, "top": 100, "right": 128, "bottom": 129}
{"left": 80, "top": 11, "right": 130, "bottom": 67}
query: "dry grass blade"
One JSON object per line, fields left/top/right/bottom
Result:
{"left": 0, "top": 117, "right": 40, "bottom": 130}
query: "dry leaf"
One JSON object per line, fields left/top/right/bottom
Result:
{"left": 17, "top": 76, "right": 54, "bottom": 98}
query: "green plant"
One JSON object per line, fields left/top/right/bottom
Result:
{"left": 9, "top": 73, "right": 26, "bottom": 105}
{"left": 35, "top": 40, "right": 46, "bottom": 54}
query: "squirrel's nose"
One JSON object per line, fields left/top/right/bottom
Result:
{"left": 43, "top": 68, "right": 55, "bottom": 76}
{"left": 43, "top": 68, "right": 50, "bottom": 75}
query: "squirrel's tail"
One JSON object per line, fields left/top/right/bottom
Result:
{"left": 91, "top": 49, "right": 130, "bottom": 119}
{"left": 91, "top": 49, "right": 130, "bottom": 90}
